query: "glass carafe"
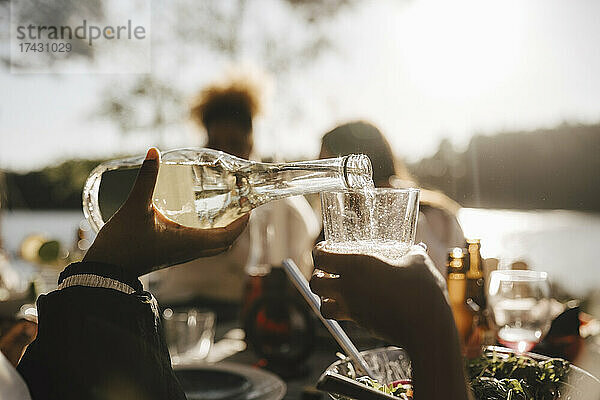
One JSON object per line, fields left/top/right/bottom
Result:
{"left": 83, "top": 148, "right": 373, "bottom": 232}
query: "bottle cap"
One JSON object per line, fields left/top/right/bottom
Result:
{"left": 447, "top": 247, "right": 467, "bottom": 274}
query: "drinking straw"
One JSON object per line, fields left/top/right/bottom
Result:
{"left": 283, "top": 258, "right": 376, "bottom": 378}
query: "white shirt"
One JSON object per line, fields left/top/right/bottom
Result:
{"left": 150, "top": 196, "right": 320, "bottom": 304}
{"left": 0, "top": 351, "right": 31, "bottom": 400}
{"left": 415, "top": 206, "right": 466, "bottom": 277}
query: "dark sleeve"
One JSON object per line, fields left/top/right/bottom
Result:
{"left": 17, "top": 262, "right": 186, "bottom": 400}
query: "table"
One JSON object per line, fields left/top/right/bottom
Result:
{"left": 209, "top": 320, "right": 387, "bottom": 400}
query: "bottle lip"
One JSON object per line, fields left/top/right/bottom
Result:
{"left": 325, "top": 187, "right": 421, "bottom": 194}
{"left": 342, "top": 153, "right": 372, "bottom": 188}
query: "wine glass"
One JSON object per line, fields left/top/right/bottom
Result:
{"left": 162, "top": 308, "right": 215, "bottom": 365}
{"left": 488, "top": 270, "right": 551, "bottom": 353}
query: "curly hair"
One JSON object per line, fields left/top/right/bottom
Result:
{"left": 190, "top": 78, "right": 262, "bottom": 133}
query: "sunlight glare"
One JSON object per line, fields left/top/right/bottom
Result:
{"left": 396, "top": 0, "right": 525, "bottom": 100}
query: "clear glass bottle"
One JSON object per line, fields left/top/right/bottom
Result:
{"left": 83, "top": 148, "right": 373, "bottom": 231}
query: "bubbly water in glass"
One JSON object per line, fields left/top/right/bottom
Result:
{"left": 320, "top": 188, "right": 420, "bottom": 262}
{"left": 324, "top": 240, "right": 411, "bottom": 263}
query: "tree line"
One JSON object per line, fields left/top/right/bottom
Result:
{"left": 408, "top": 122, "right": 600, "bottom": 211}
{"left": 1, "top": 122, "right": 599, "bottom": 211}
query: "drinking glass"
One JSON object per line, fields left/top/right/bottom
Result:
{"left": 162, "top": 308, "right": 215, "bottom": 365}
{"left": 320, "top": 188, "right": 420, "bottom": 262}
{"left": 488, "top": 270, "right": 551, "bottom": 353}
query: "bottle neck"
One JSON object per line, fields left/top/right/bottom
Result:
{"left": 250, "top": 154, "right": 372, "bottom": 203}
{"left": 466, "top": 242, "right": 483, "bottom": 279}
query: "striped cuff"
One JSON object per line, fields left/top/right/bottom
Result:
{"left": 58, "top": 261, "right": 143, "bottom": 292}
{"left": 58, "top": 273, "right": 136, "bottom": 294}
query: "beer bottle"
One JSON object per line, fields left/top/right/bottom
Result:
{"left": 464, "top": 239, "right": 496, "bottom": 355}
{"left": 446, "top": 248, "right": 473, "bottom": 345}
{"left": 465, "top": 239, "right": 486, "bottom": 309}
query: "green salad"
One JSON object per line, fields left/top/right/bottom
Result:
{"left": 355, "top": 376, "right": 413, "bottom": 399}
{"left": 466, "top": 352, "right": 571, "bottom": 400}
{"left": 353, "top": 351, "right": 573, "bottom": 400}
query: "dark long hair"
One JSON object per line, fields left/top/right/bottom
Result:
{"left": 321, "top": 121, "right": 399, "bottom": 185}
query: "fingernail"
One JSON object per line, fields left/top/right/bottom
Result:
{"left": 146, "top": 147, "right": 160, "bottom": 161}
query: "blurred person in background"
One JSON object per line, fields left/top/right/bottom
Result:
{"left": 150, "top": 77, "right": 319, "bottom": 316}
{"left": 318, "top": 121, "right": 465, "bottom": 275}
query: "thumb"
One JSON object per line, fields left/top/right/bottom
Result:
{"left": 124, "top": 148, "right": 160, "bottom": 212}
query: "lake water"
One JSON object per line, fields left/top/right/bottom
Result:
{"left": 2, "top": 208, "right": 600, "bottom": 296}
{"left": 458, "top": 208, "right": 600, "bottom": 296}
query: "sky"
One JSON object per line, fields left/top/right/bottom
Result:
{"left": 2, "top": 0, "right": 600, "bottom": 171}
